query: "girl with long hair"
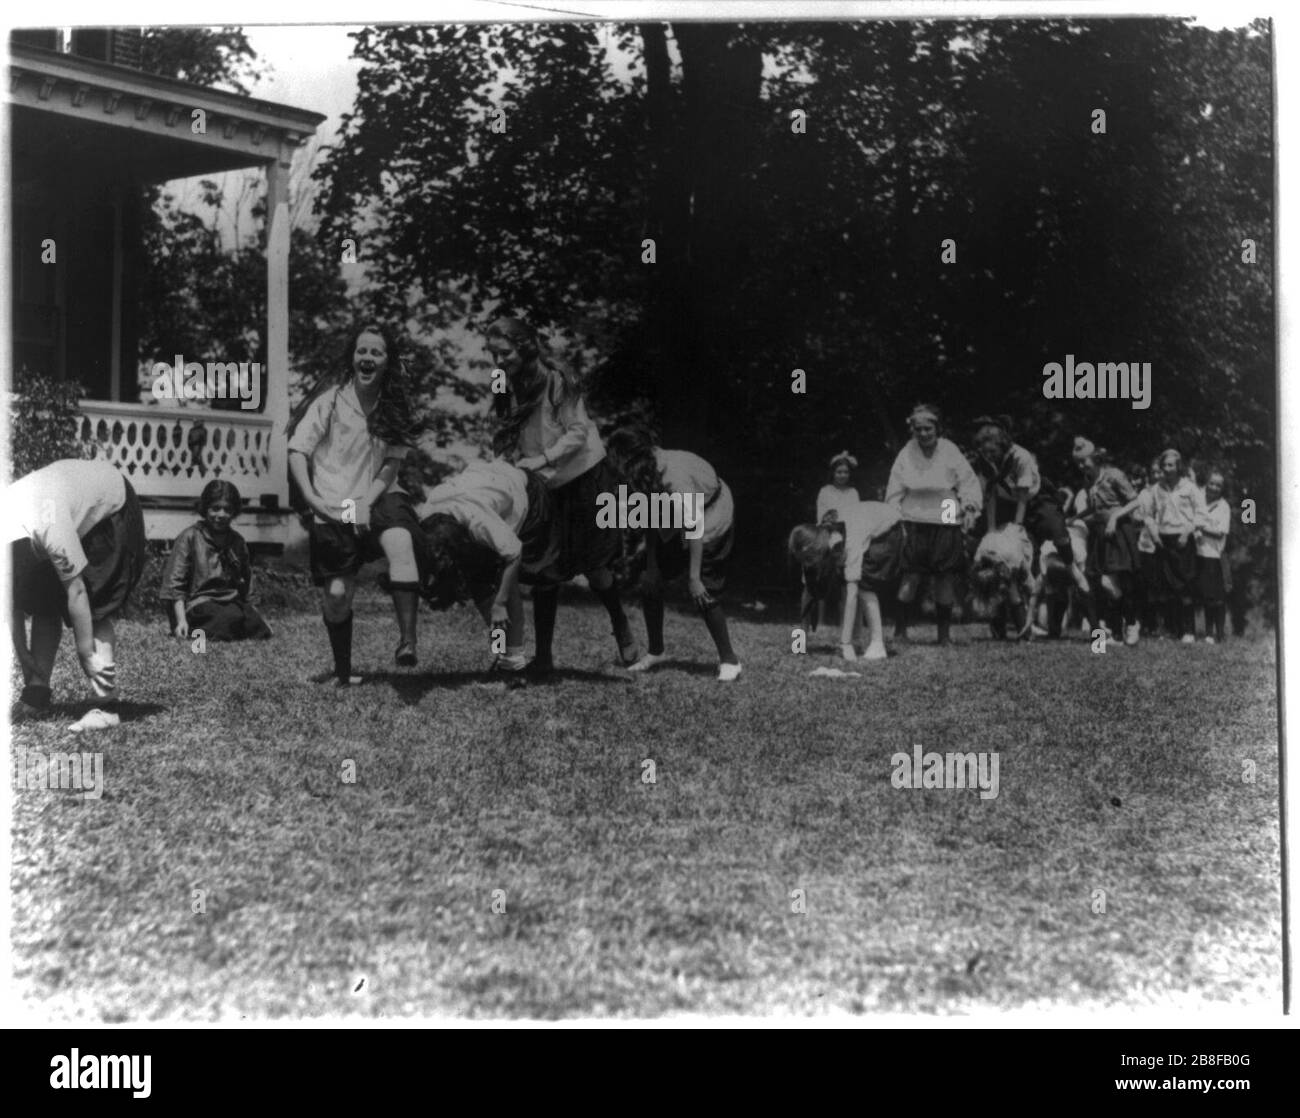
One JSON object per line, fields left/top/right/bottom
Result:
{"left": 287, "top": 322, "right": 427, "bottom": 684}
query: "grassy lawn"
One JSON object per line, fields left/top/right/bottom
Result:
{"left": 9, "top": 589, "right": 1282, "bottom": 1019}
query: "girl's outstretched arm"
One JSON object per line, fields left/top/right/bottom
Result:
{"left": 367, "top": 457, "right": 400, "bottom": 505}
{"left": 493, "top": 555, "right": 522, "bottom": 624}
{"left": 686, "top": 536, "right": 712, "bottom": 609}
{"left": 1104, "top": 496, "right": 1142, "bottom": 537}
{"left": 289, "top": 451, "right": 333, "bottom": 522}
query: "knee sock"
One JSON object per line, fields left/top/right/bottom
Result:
{"left": 1047, "top": 597, "right": 1064, "bottom": 638}
{"left": 701, "top": 602, "right": 737, "bottom": 664}
{"left": 799, "top": 587, "right": 818, "bottom": 632}
{"left": 1121, "top": 595, "right": 1137, "bottom": 627}
{"left": 390, "top": 583, "right": 420, "bottom": 652}
{"left": 324, "top": 612, "right": 354, "bottom": 683}
{"left": 1142, "top": 598, "right": 1159, "bottom": 633}
{"left": 590, "top": 581, "right": 633, "bottom": 650}
{"left": 19, "top": 683, "right": 53, "bottom": 709}
{"left": 894, "top": 600, "right": 910, "bottom": 639}
{"left": 533, "top": 587, "right": 558, "bottom": 665}
{"left": 1212, "top": 603, "right": 1226, "bottom": 640}
{"left": 1081, "top": 589, "right": 1099, "bottom": 633}
{"left": 1182, "top": 603, "right": 1197, "bottom": 638}
{"left": 643, "top": 595, "right": 666, "bottom": 656}
{"left": 936, "top": 604, "right": 953, "bottom": 644}
{"left": 1106, "top": 599, "right": 1122, "bottom": 634}
{"left": 1008, "top": 600, "right": 1027, "bottom": 635}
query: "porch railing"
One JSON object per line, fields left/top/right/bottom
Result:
{"left": 77, "top": 399, "right": 286, "bottom": 504}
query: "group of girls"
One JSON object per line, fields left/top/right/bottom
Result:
{"left": 289, "top": 315, "right": 742, "bottom": 686}
{"left": 789, "top": 405, "right": 1238, "bottom": 660}
{"left": 8, "top": 316, "right": 744, "bottom": 733}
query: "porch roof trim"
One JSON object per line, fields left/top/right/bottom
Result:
{"left": 7, "top": 43, "right": 327, "bottom": 168}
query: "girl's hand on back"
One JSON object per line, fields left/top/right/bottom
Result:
{"left": 515, "top": 455, "right": 546, "bottom": 472}
{"left": 351, "top": 497, "right": 372, "bottom": 535}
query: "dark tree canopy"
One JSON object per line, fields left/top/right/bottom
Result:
{"left": 312, "top": 18, "right": 1273, "bottom": 589}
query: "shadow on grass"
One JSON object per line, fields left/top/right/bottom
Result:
{"left": 12, "top": 698, "right": 168, "bottom": 729}
{"left": 362, "top": 666, "right": 632, "bottom": 705}
{"left": 636, "top": 660, "right": 719, "bottom": 677}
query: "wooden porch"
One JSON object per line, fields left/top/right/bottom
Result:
{"left": 6, "top": 34, "right": 326, "bottom": 545}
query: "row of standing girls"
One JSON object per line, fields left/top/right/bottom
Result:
{"left": 789, "top": 407, "right": 1239, "bottom": 659}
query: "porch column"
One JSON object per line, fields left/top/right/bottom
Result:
{"left": 265, "top": 153, "right": 291, "bottom": 507}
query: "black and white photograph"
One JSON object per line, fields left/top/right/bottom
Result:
{"left": 3, "top": 0, "right": 1289, "bottom": 1039}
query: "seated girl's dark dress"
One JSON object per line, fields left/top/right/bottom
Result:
{"left": 159, "top": 522, "right": 272, "bottom": 640}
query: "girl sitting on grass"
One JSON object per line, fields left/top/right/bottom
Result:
{"left": 159, "top": 480, "right": 272, "bottom": 642}
{"left": 287, "top": 322, "right": 427, "bottom": 685}
{"left": 789, "top": 499, "right": 905, "bottom": 661}
{"left": 417, "top": 458, "right": 558, "bottom": 675}
{"left": 4, "top": 458, "right": 146, "bottom": 732}
{"left": 604, "top": 427, "right": 741, "bottom": 681}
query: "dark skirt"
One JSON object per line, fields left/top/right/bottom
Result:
{"left": 1197, "top": 555, "right": 1226, "bottom": 605}
{"left": 182, "top": 598, "right": 272, "bottom": 641}
{"left": 1085, "top": 517, "right": 1139, "bottom": 578}
{"left": 1156, "top": 534, "right": 1199, "bottom": 598}
{"left": 545, "top": 458, "right": 623, "bottom": 582}
{"left": 11, "top": 479, "right": 146, "bottom": 623}
{"left": 309, "top": 490, "right": 422, "bottom": 585}
{"left": 859, "top": 522, "right": 905, "bottom": 591}
{"left": 518, "top": 469, "right": 563, "bottom": 585}
{"left": 636, "top": 526, "right": 734, "bottom": 593}
{"left": 901, "top": 521, "right": 965, "bottom": 576}
{"left": 1139, "top": 549, "right": 1161, "bottom": 592}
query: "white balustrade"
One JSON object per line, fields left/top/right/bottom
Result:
{"left": 77, "top": 400, "right": 286, "bottom": 503}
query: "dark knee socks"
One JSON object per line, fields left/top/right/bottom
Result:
{"left": 894, "top": 600, "right": 910, "bottom": 638}
{"left": 324, "top": 612, "right": 354, "bottom": 683}
{"left": 390, "top": 582, "right": 420, "bottom": 651}
{"left": 533, "top": 587, "right": 559, "bottom": 665}
{"left": 1008, "top": 600, "right": 1027, "bottom": 635}
{"left": 643, "top": 595, "right": 666, "bottom": 656}
{"left": 590, "top": 581, "right": 633, "bottom": 649}
{"left": 1210, "top": 603, "right": 1226, "bottom": 640}
{"left": 936, "top": 604, "right": 953, "bottom": 644}
{"left": 701, "top": 602, "right": 737, "bottom": 664}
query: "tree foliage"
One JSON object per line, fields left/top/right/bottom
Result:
{"left": 313, "top": 18, "right": 1273, "bottom": 590}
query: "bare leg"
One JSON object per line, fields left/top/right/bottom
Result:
{"left": 90, "top": 617, "right": 118, "bottom": 702}
{"left": 861, "top": 591, "right": 886, "bottom": 659}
